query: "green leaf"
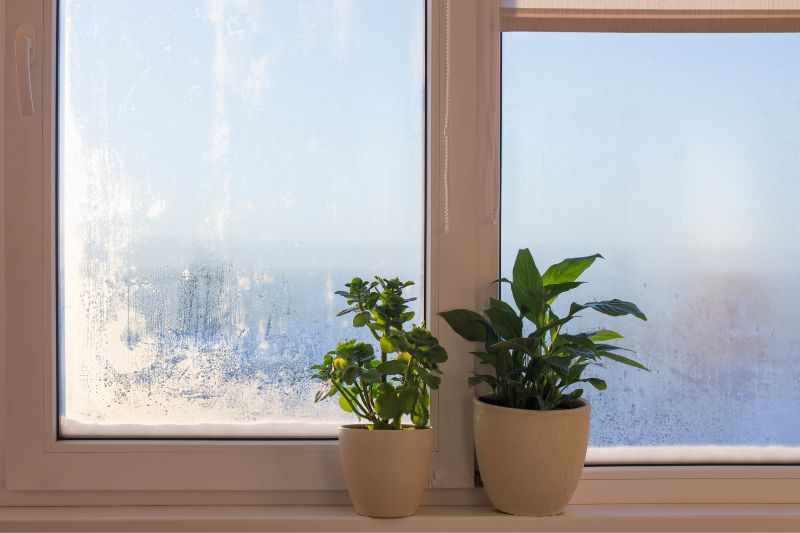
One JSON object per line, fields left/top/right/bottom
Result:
{"left": 589, "top": 329, "right": 624, "bottom": 341}
{"left": 417, "top": 367, "right": 442, "bottom": 389}
{"left": 387, "top": 333, "right": 409, "bottom": 352}
{"left": 543, "top": 281, "right": 584, "bottom": 303}
{"left": 376, "top": 360, "right": 407, "bottom": 375}
{"left": 563, "top": 388, "right": 584, "bottom": 401}
{"left": 468, "top": 374, "right": 497, "bottom": 388}
{"left": 361, "top": 368, "right": 382, "bottom": 384}
{"left": 338, "top": 393, "right": 354, "bottom": 412}
{"left": 584, "top": 378, "right": 607, "bottom": 390}
{"left": 568, "top": 362, "right": 590, "bottom": 381}
{"left": 593, "top": 343, "right": 633, "bottom": 352}
{"left": 511, "top": 248, "right": 544, "bottom": 319}
{"left": 411, "top": 399, "right": 428, "bottom": 427}
{"left": 484, "top": 298, "right": 523, "bottom": 340}
{"left": 352, "top": 311, "right": 371, "bottom": 327}
{"left": 531, "top": 314, "right": 575, "bottom": 338}
{"left": 495, "top": 349, "right": 512, "bottom": 376}
{"left": 555, "top": 333, "right": 594, "bottom": 348}
{"left": 341, "top": 366, "right": 359, "bottom": 384}
{"left": 491, "top": 337, "right": 537, "bottom": 354}
{"left": 598, "top": 351, "right": 650, "bottom": 371}
{"left": 524, "top": 356, "right": 548, "bottom": 376}
{"left": 470, "top": 351, "right": 497, "bottom": 367}
{"left": 398, "top": 387, "right": 418, "bottom": 413}
{"left": 568, "top": 302, "right": 586, "bottom": 317}
{"left": 542, "top": 254, "right": 603, "bottom": 285}
{"left": 558, "top": 344, "right": 596, "bottom": 359}
{"left": 375, "top": 389, "right": 401, "bottom": 420}
{"left": 577, "top": 299, "right": 648, "bottom": 320}
{"left": 399, "top": 311, "right": 416, "bottom": 322}
{"left": 422, "top": 345, "right": 448, "bottom": 364}
{"left": 406, "top": 327, "right": 435, "bottom": 346}
{"left": 379, "top": 336, "right": 396, "bottom": 354}
{"left": 543, "top": 356, "right": 572, "bottom": 369}
{"left": 503, "top": 367, "right": 528, "bottom": 379}
{"left": 439, "top": 309, "right": 488, "bottom": 342}
{"left": 419, "top": 387, "right": 430, "bottom": 407}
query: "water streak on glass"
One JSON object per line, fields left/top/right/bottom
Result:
{"left": 58, "top": 0, "right": 425, "bottom": 437}
{"left": 502, "top": 32, "right": 800, "bottom": 462}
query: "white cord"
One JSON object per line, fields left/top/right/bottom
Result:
{"left": 488, "top": 2, "right": 500, "bottom": 226}
{"left": 441, "top": 0, "right": 451, "bottom": 235}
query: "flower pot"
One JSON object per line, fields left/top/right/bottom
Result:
{"left": 338, "top": 424, "right": 433, "bottom": 518}
{"left": 473, "top": 396, "right": 590, "bottom": 516}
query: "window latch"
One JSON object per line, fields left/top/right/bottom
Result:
{"left": 15, "top": 23, "right": 36, "bottom": 117}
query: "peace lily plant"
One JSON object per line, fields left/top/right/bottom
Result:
{"left": 311, "top": 276, "right": 447, "bottom": 518}
{"left": 441, "top": 248, "right": 648, "bottom": 516}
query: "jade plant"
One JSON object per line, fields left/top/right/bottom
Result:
{"left": 311, "top": 276, "right": 447, "bottom": 429}
{"left": 440, "top": 249, "right": 648, "bottom": 410}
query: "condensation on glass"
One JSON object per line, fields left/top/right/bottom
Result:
{"left": 501, "top": 32, "right": 800, "bottom": 463}
{"left": 58, "top": 0, "right": 425, "bottom": 437}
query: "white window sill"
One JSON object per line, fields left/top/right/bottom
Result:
{"left": 1, "top": 504, "right": 799, "bottom": 532}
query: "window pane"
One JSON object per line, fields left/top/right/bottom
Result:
{"left": 502, "top": 32, "right": 800, "bottom": 463}
{"left": 58, "top": 0, "right": 425, "bottom": 437}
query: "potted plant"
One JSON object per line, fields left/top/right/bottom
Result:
{"left": 440, "top": 249, "right": 648, "bottom": 516}
{"left": 311, "top": 276, "right": 448, "bottom": 518}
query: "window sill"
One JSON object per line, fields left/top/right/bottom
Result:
{"left": 1, "top": 504, "right": 799, "bottom": 532}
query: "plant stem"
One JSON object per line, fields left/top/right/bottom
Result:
{"left": 390, "top": 357, "right": 416, "bottom": 430}
{"left": 381, "top": 323, "right": 390, "bottom": 384}
{"left": 331, "top": 380, "right": 372, "bottom": 421}
{"left": 357, "top": 384, "right": 374, "bottom": 414}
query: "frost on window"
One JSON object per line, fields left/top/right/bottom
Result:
{"left": 58, "top": 0, "right": 424, "bottom": 437}
{"left": 501, "top": 32, "right": 800, "bottom": 463}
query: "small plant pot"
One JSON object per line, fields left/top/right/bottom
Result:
{"left": 338, "top": 424, "right": 433, "bottom": 518}
{"left": 473, "top": 396, "right": 590, "bottom": 516}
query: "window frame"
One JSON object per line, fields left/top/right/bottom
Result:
{"left": 2, "top": 0, "right": 800, "bottom": 505}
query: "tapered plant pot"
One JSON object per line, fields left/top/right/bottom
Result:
{"left": 473, "top": 396, "right": 590, "bottom": 516}
{"left": 338, "top": 425, "right": 433, "bottom": 518}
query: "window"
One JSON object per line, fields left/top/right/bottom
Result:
{"left": 5, "top": 0, "right": 477, "bottom": 493}
{"left": 4, "top": 0, "right": 800, "bottom": 505}
{"left": 502, "top": 30, "right": 800, "bottom": 463}
{"left": 58, "top": 0, "right": 424, "bottom": 438}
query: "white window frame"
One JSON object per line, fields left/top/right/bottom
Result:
{"left": 1, "top": 0, "right": 800, "bottom": 506}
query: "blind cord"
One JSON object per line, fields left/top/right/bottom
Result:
{"left": 488, "top": 3, "right": 500, "bottom": 226}
{"left": 441, "top": 0, "right": 451, "bottom": 235}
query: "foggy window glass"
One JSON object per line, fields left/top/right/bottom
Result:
{"left": 58, "top": 0, "right": 424, "bottom": 437}
{"left": 502, "top": 32, "right": 800, "bottom": 463}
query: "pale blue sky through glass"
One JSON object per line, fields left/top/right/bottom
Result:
{"left": 58, "top": 0, "right": 424, "bottom": 437}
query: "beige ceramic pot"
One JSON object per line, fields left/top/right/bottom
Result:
{"left": 473, "top": 396, "right": 590, "bottom": 516}
{"left": 338, "top": 425, "right": 433, "bottom": 518}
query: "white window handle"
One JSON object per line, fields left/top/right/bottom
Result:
{"left": 15, "top": 24, "right": 36, "bottom": 117}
